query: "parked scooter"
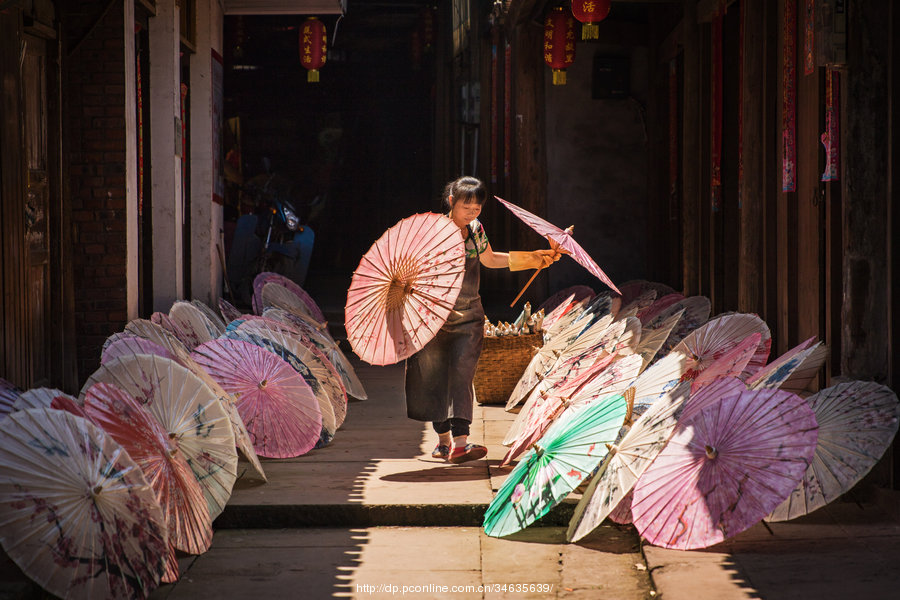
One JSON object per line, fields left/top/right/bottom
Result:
{"left": 226, "top": 163, "right": 314, "bottom": 306}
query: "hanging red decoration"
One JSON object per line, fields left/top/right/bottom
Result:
{"left": 571, "top": 0, "right": 611, "bottom": 40}
{"left": 300, "top": 17, "right": 327, "bottom": 83}
{"left": 544, "top": 6, "right": 576, "bottom": 86}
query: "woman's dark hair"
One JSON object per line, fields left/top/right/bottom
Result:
{"left": 443, "top": 176, "right": 486, "bottom": 208}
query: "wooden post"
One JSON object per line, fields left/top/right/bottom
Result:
{"left": 681, "top": 0, "right": 702, "bottom": 296}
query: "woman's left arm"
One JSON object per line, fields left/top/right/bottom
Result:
{"left": 479, "top": 243, "right": 510, "bottom": 269}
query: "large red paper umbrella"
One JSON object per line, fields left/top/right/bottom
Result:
{"left": 631, "top": 388, "right": 818, "bottom": 550}
{"left": 192, "top": 338, "right": 322, "bottom": 458}
{"left": 81, "top": 383, "right": 212, "bottom": 562}
{"left": 671, "top": 312, "right": 771, "bottom": 380}
{"left": 496, "top": 196, "right": 621, "bottom": 298}
{"left": 345, "top": 212, "right": 466, "bottom": 366}
{"left": 0, "top": 408, "right": 169, "bottom": 599}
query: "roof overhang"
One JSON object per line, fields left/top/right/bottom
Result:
{"left": 223, "top": 0, "right": 344, "bottom": 15}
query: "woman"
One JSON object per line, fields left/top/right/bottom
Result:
{"left": 405, "top": 176, "right": 559, "bottom": 464}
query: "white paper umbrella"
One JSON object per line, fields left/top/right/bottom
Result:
{"left": 671, "top": 312, "right": 771, "bottom": 380}
{"left": 0, "top": 408, "right": 169, "bottom": 600}
{"left": 13, "top": 388, "right": 77, "bottom": 411}
{"left": 169, "top": 300, "right": 222, "bottom": 349}
{"left": 190, "top": 299, "right": 227, "bottom": 336}
{"left": 747, "top": 341, "right": 828, "bottom": 394}
{"left": 109, "top": 323, "right": 267, "bottom": 483}
{"left": 567, "top": 381, "right": 692, "bottom": 542}
{"left": 767, "top": 381, "right": 900, "bottom": 522}
{"left": 634, "top": 309, "right": 684, "bottom": 371}
{"left": 82, "top": 354, "right": 238, "bottom": 520}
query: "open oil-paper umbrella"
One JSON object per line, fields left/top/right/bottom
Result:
{"left": 746, "top": 338, "right": 828, "bottom": 394}
{"left": 13, "top": 387, "right": 77, "bottom": 411}
{"left": 767, "top": 380, "right": 900, "bottom": 522}
{"left": 192, "top": 338, "right": 323, "bottom": 458}
{"left": 617, "top": 279, "right": 677, "bottom": 307}
{"left": 631, "top": 387, "right": 818, "bottom": 550}
{"left": 102, "top": 333, "right": 177, "bottom": 365}
{"left": 671, "top": 312, "right": 771, "bottom": 380}
{"left": 218, "top": 297, "right": 243, "bottom": 323}
{"left": 168, "top": 300, "right": 223, "bottom": 349}
{"left": 261, "top": 282, "right": 328, "bottom": 328}
{"left": 225, "top": 325, "right": 347, "bottom": 430}
{"left": 639, "top": 292, "right": 686, "bottom": 324}
{"left": 634, "top": 309, "right": 684, "bottom": 371}
{"left": 688, "top": 333, "right": 762, "bottom": 392}
{"left": 484, "top": 392, "right": 628, "bottom": 538}
{"left": 80, "top": 383, "right": 212, "bottom": 581}
{"left": 0, "top": 377, "right": 21, "bottom": 418}
{"left": 538, "top": 285, "right": 594, "bottom": 314}
{"left": 345, "top": 212, "right": 466, "bottom": 366}
{"left": 191, "top": 299, "right": 227, "bottom": 335}
{"left": 650, "top": 295, "right": 712, "bottom": 359}
{"left": 262, "top": 307, "right": 368, "bottom": 400}
{"left": 617, "top": 289, "right": 657, "bottom": 320}
{"left": 567, "top": 381, "right": 692, "bottom": 542}
{"left": 0, "top": 408, "right": 169, "bottom": 600}
{"left": 113, "top": 321, "right": 267, "bottom": 483}
{"left": 505, "top": 313, "right": 615, "bottom": 412}
{"left": 253, "top": 271, "right": 326, "bottom": 323}
{"left": 82, "top": 354, "right": 238, "bottom": 520}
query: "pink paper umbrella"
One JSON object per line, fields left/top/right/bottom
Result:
{"left": 253, "top": 271, "right": 326, "bottom": 323}
{"left": 192, "top": 338, "right": 322, "bottom": 458}
{"left": 671, "top": 312, "right": 771, "bottom": 380}
{"left": 631, "top": 387, "right": 818, "bottom": 550}
{"left": 81, "top": 382, "right": 212, "bottom": 582}
{"left": 102, "top": 334, "right": 176, "bottom": 365}
{"left": 496, "top": 196, "right": 621, "bottom": 301}
{"left": 687, "top": 333, "right": 762, "bottom": 392}
{"left": 345, "top": 212, "right": 466, "bottom": 366}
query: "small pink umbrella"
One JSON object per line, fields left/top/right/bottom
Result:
{"left": 192, "top": 338, "right": 322, "bottom": 458}
{"left": 631, "top": 387, "right": 818, "bottom": 550}
{"left": 345, "top": 212, "right": 466, "bottom": 366}
{"left": 495, "top": 196, "right": 621, "bottom": 303}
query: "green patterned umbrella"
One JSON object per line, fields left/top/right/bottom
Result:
{"left": 483, "top": 392, "right": 627, "bottom": 538}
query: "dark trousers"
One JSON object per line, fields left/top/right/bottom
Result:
{"left": 432, "top": 418, "right": 471, "bottom": 437}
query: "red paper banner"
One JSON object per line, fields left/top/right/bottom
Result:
{"left": 783, "top": 0, "right": 797, "bottom": 192}
{"left": 804, "top": 0, "right": 815, "bottom": 75}
{"left": 821, "top": 70, "right": 840, "bottom": 181}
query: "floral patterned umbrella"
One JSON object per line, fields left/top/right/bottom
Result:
{"left": 537, "top": 285, "right": 594, "bottom": 314}
{"left": 190, "top": 299, "right": 227, "bottom": 336}
{"left": 634, "top": 309, "right": 684, "bottom": 371}
{"left": 82, "top": 354, "right": 238, "bottom": 520}
{"left": 0, "top": 377, "right": 21, "bottom": 418}
{"left": 12, "top": 387, "right": 76, "bottom": 411}
{"left": 168, "top": 300, "right": 222, "bottom": 349}
{"left": 484, "top": 392, "right": 628, "bottom": 538}
{"left": 671, "top": 312, "right": 771, "bottom": 381}
{"left": 263, "top": 307, "right": 368, "bottom": 400}
{"left": 567, "top": 381, "right": 692, "bottom": 542}
{"left": 102, "top": 333, "right": 177, "bottom": 365}
{"left": 617, "top": 279, "right": 677, "bottom": 307}
{"left": 114, "top": 321, "right": 267, "bottom": 483}
{"left": 80, "top": 383, "right": 212, "bottom": 577}
{"left": 252, "top": 271, "right": 326, "bottom": 323}
{"left": 0, "top": 408, "right": 169, "bottom": 599}
{"left": 638, "top": 292, "right": 686, "bottom": 324}
{"left": 260, "top": 282, "right": 327, "bottom": 328}
{"left": 631, "top": 388, "right": 818, "bottom": 550}
{"left": 218, "top": 297, "right": 243, "bottom": 323}
{"left": 192, "top": 338, "right": 322, "bottom": 458}
{"left": 746, "top": 338, "right": 827, "bottom": 394}
{"left": 687, "top": 332, "right": 762, "bottom": 392}
{"left": 616, "top": 289, "right": 657, "bottom": 321}
{"left": 767, "top": 381, "right": 900, "bottom": 522}
{"left": 345, "top": 212, "right": 466, "bottom": 366}
{"left": 647, "top": 295, "right": 711, "bottom": 360}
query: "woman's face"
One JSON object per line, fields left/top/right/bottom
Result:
{"left": 449, "top": 196, "right": 482, "bottom": 227}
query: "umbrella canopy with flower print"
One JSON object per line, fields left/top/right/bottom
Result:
{"left": 190, "top": 300, "right": 227, "bottom": 336}
{"left": 687, "top": 333, "right": 762, "bottom": 392}
{"left": 538, "top": 285, "right": 594, "bottom": 314}
{"left": 252, "top": 271, "right": 326, "bottom": 323}
{"left": 102, "top": 334, "right": 177, "bottom": 365}
{"left": 631, "top": 387, "right": 818, "bottom": 550}
{"left": 746, "top": 339, "right": 828, "bottom": 394}
{"left": 345, "top": 212, "right": 466, "bottom": 366}
{"left": 13, "top": 388, "right": 77, "bottom": 412}
{"left": 192, "top": 338, "right": 323, "bottom": 458}
{"left": 495, "top": 196, "right": 621, "bottom": 297}
{"left": 79, "top": 383, "right": 212, "bottom": 582}
{"left": 567, "top": 381, "right": 692, "bottom": 542}
{"left": 647, "top": 295, "right": 712, "bottom": 361}
{"left": 168, "top": 301, "right": 222, "bottom": 349}
{"left": 219, "top": 298, "right": 243, "bottom": 323}
{"left": 261, "top": 282, "right": 328, "bottom": 328}
{"left": 767, "top": 381, "right": 900, "bottom": 522}
{"left": 0, "top": 408, "right": 169, "bottom": 600}
{"left": 634, "top": 310, "right": 684, "bottom": 371}
{"left": 0, "top": 378, "right": 21, "bottom": 418}
{"left": 617, "top": 279, "right": 678, "bottom": 307}
{"left": 671, "top": 312, "right": 771, "bottom": 381}
{"left": 484, "top": 392, "right": 628, "bottom": 538}
{"left": 82, "top": 354, "right": 238, "bottom": 520}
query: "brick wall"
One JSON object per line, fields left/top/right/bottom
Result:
{"left": 64, "top": 2, "right": 128, "bottom": 382}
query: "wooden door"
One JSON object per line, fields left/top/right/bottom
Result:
{"left": 22, "top": 35, "right": 52, "bottom": 386}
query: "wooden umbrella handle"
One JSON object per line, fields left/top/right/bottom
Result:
{"left": 510, "top": 265, "right": 545, "bottom": 307}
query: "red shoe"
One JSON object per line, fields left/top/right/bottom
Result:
{"left": 449, "top": 443, "right": 487, "bottom": 464}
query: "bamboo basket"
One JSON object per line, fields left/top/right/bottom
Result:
{"left": 474, "top": 332, "right": 543, "bottom": 405}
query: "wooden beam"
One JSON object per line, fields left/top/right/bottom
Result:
{"left": 658, "top": 18, "right": 683, "bottom": 62}
{"left": 681, "top": 1, "right": 701, "bottom": 295}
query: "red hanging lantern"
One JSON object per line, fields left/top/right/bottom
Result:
{"left": 300, "top": 16, "right": 327, "bottom": 83}
{"left": 544, "top": 6, "right": 576, "bottom": 86}
{"left": 571, "top": 0, "right": 611, "bottom": 40}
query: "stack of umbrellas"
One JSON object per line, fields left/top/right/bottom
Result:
{"left": 0, "top": 271, "right": 365, "bottom": 597}
{"left": 485, "top": 279, "right": 900, "bottom": 552}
